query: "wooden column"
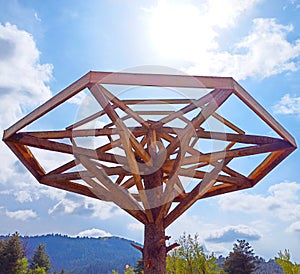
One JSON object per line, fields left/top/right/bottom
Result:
{"left": 143, "top": 169, "right": 167, "bottom": 274}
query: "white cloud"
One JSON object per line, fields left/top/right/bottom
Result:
{"left": 0, "top": 23, "right": 53, "bottom": 128}
{"left": 0, "top": 22, "right": 53, "bottom": 191}
{"left": 76, "top": 228, "right": 112, "bottom": 238}
{"left": 273, "top": 94, "right": 300, "bottom": 115}
{"left": 149, "top": 1, "right": 300, "bottom": 80}
{"left": 6, "top": 209, "right": 37, "bottom": 221}
{"left": 218, "top": 182, "right": 300, "bottom": 221}
{"left": 205, "top": 225, "right": 262, "bottom": 243}
{"left": 187, "top": 18, "right": 300, "bottom": 80}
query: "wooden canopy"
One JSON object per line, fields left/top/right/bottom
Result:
{"left": 3, "top": 71, "right": 297, "bottom": 227}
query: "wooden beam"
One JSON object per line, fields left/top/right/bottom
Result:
{"left": 249, "top": 147, "right": 296, "bottom": 184}
{"left": 196, "top": 130, "right": 285, "bottom": 145}
{"left": 177, "top": 140, "right": 293, "bottom": 166}
{"left": 165, "top": 89, "right": 233, "bottom": 156}
{"left": 10, "top": 132, "right": 131, "bottom": 165}
{"left": 5, "top": 141, "right": 45, "bottom": 180}
{"left": 98, "top": 85, "right": 149, "bottom": 128}
{"left": 3, "top": 73, "right": 90, "bottom": 139}
{"left": 233, "top": 80, "right": 297, "bottom": 147}
{"left": 177, "top": 168, "right": 244, "bottom": 185}
{"left": 81, "top": 176, "right": 147, "bottom": 224}
{"left": 153, "top": 88, "right": 223, "bottom": 128}
{"left": 164, "top": 160, "right": 225, "bottom": 228}
{"left": 76, "top": 154, "right": 148, "bottom": 223}
{"left": 89, "top": 71, "right": 234, "bottom": 89}
{"left": 89, "top": 84, "right": 152, "bottom": 166}
{"left": 47, "top": 160, "right": 77, "bottom": 175}
{"left": 41, "top": 178, "right": 106, "bottom": 200}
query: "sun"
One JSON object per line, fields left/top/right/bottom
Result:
{"left": 150, "top": 1, "right": 216, "bottom": 61}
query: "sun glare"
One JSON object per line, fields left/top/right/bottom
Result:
{"left": 150, "top": 1, "right": 217, "bottom": 60}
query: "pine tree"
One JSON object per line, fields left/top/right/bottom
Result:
{"left": 0, "top": 232, "right": 26, "bottom": 274}
{"left": 223, "top": 239, "right": 261, "bottom": 274}
{"left": 30, "top": 244, "right": 51, "bottom": 272}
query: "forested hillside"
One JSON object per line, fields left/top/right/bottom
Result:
{"left": 1, "top": 234, "right": 141, "bottom": 274}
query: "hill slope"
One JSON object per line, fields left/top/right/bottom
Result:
{"left": 20, "top": 234, "right": 141, "bottom": 274}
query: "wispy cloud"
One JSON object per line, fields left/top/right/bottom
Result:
{"left": 187, "top": 18, "right": 300, "bottom": 80}
{"left": 273, "top": 94, "right": 300, "bottom": 115}
{"left": 6, "top": 209, "right": 37, "bottom": 221}
{"left": 48, "top": 193, "right": 123, "bottom": 220}
{"left": 205, "top": 225, "right": 262, "bottom": 243}
{"left": 149, "top": 1, "right": 300, "bottom": 80}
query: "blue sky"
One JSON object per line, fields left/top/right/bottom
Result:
{"left": 1, "top": 0, "right": 300, "bottom": 262}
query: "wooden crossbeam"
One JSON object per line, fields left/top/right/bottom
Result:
{"left": 164, "top": 160, "right": 225, "bottom": 228}
{"left": 5, "top": 141, "right": 45, "bottom": 179}
{"left": 177, "top": 140, "right": 292, "bottom": 166}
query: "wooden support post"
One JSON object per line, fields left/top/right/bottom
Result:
{"left": 142, "top": 168, "right": 167, "bottom": 274}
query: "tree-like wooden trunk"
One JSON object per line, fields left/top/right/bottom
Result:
{"left": 143, "top": 222, "right": 166, "bottom": 274}
{"left": 142, "top": 169, "right": 167, "bottom": 274}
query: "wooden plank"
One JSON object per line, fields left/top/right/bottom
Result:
{"left": 81, "top": 176, "right": 147, "bottom": 224}
{"left": 196, "top": 130, "right": 285, "bottom": 145}
{"left": 43, "top": 166, "right": 130, "bottom": 183}
{"left": 10, "top": 132, "right": 129, "bottom": 165}
{"left": 191, "top": 89, "right": 233, "bottom": 128}
{"left": 156, "top": 175, "right": 183, "bottom": 222}
{"left": 211, "top": 112, "right": 245, "bottom": 134}
{"left": 249, "top": 147, "right": 296, "bottom": 183}
{"left": 77, "top": 154, "right": 147, "bottom": 220}
{"left": 89, "top": 84, "right": 153, "bottom": 166}
{"left": 165, "top": 89, "right": 233, "bottom": 156}
{"left": 120, "top": 177, "right": 136, "bottom": 189}
{"left": 89, "top": 71, "right": 234, "bottom": 89}
{"left": 3, "top": 73, "right": 90, "bottom": 139}
{"left": 66, "top": 108, "right": 107, "bottom": 130}
{"left": 164, "top": 160, "right": 224, "bottom": 228}
{"left": 153, "top": 88, "right": 222, "bottom": 128}
{"left": 5, "top": 141, "right": 45, "bottom": 179}
{"left": 24, "top": 127, "right": 147, "bottom": 139}
{"left": 41, "top": 178, "right": 107, "bottom": 200}
{"left": 123, "top": 99, "right": 193, "bottom": 105}
{"left": 233, "top": 80, "right": 297, "bottom": 147}
{"left": 99, "top": 85, "right": 148, "bottom": 128}
{"left": 177, "top": 168, "right": 243, "bottom": 185}
{"left": 47, "top": 160, "right": 77, "bottom": 175}
{"left": 179, "top": 140, "right": 293, "bottom": 166}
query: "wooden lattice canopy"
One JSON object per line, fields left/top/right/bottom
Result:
{"left": 3, "top": 71, "right": 297, "bottom": 227}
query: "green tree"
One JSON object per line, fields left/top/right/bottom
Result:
{"left": 166, "top": 233, "right": 219, "bottom": 273}
{"left": 275, "top": 249, "right": 300, "bottom": 274}
{"left": 0, "top": 232, "right": 26, "bottom": 274}
{"left": 223, "top": 239, "right": 261, "bottom": 274}
{"left": 30, "top": 244, "right": 51, "bottom": 272}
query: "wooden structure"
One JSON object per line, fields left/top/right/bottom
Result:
{"left": 3, "top": 71, "right": 296, "bottom": 273}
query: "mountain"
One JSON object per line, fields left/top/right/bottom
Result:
{"left": 19, "top": 234, "right": 141, "bottom": 274}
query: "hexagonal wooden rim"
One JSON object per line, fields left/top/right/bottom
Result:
{"left": 3, "top": 71, "right": 297, "bottom": 227}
